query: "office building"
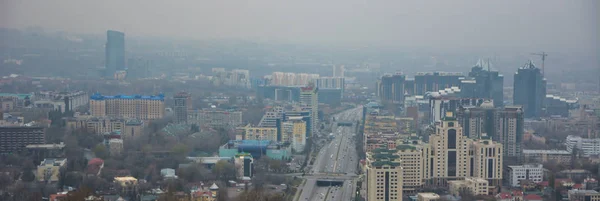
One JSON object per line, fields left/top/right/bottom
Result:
{"left": 174, "top": 92, "right": 191, "bottom": 124}
{"left": 36, "top": 158, "right": 67, "bottom": 182}
{"left": 568, "top": 190, "right": 600, "bottom": 201}
{"left": 0, "top": 126, "right": 45, "bottom": 153}
{"left": 566, "top": 135, "right": 600, "bottom": 157}
{"left": 256, "top": 86, "right": 301, "bottom": 102}
{"left": 378, "top": 73, "right": 406, "bottom": 104}
{"left": 0, "top": 93, "right": 32, "bottom": 110}
{"left": 234, "top": 152, "right": 253, "bottom": 179}
{"left": 465, "top": 59, "right": 504, "bottom": 107}
{"left": 332, "top": 65, "right": 345, "bottom": 77}
{"left": 522, "top": 149, "right": 571, "bottom": 164}
{"left": 105, "top": 30, "right": 125, "bottom": 78}
{"left": 513, "top": 60, "right": 547, "bottom": 118}
{"left": 413, "top": 72, "right": 463, "bottom": 95}
{"left": 428, "top": 113, "right": 472, "bottom": 186}
{"left": 365, "top": 148, "right": 404, "bottom": 201}
{"left": 506, "top": 164, "right": 544, "bottom": 187}
{"left": 300, "top": 85, "right": 318, "bottom": 136}
{"left": 90, "top": 93, "right": 165, "bottom": 120}
{"left": 212, "top": 68, "right": 251, "bottom": 88}
{"left": 448, "top": 177, "right": 489, "bottom": 196}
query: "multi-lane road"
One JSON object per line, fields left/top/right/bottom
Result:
{"left": 297, "top": 106, "right": 362, "bottom": 201}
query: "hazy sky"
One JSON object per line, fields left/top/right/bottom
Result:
{"left": 1, "top": 0, "right": 598, "bottom": 50}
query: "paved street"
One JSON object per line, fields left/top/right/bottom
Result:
{"left": 297, "top": 107, "right": 362, "bottom": 201}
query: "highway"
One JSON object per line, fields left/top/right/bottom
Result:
{"left": 297, "top": 106, "right": 362, "bottom": 201}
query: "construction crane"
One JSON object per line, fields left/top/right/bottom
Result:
{"left": 531, "top": 52, "right": 548, "bottom": 77}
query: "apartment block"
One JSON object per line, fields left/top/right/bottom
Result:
{"left": 522, "top": 149, "right": 571, "bottom": 164}
{"left": 366, "top": 148, "right": 404, "bottom": 201}
{"left": 238, "top": 125, "right": 278, "bottom": 141}
{"left": 189, "top": 108, "right": 242, "bottom": 129}
{"left": 90, "top": 93, "right": 165, "bottom": 120}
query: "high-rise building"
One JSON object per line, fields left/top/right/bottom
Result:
{"left": 413, "top": 72, "right": 463, "bottom": 95}
{"left": 396, "top": 143, "right": 426, "bottom": 194}
{"left": 89, "top": 93, "right": 165, "bottom": 120}
{"left": 105, "top": 30, "right": 125, "bottom": 78}
{"left": 315, "top": 77, "right": 345, "bottom": 92}
{"left": 513, "top": 60, "right": 547, "bottom": 118}
{"left": 457, "top": 101, "right": 496, "bottom": 139}
{"left": 174, "top": 92, "right": 191, "bottom": 124}
{"left": 300, "top": 85, "right": 318, "bottom": 137}
{"left": 496, "top": 106, "right": 524, "bottom": 157}
{"left": 428, "top": 113, "right": 472, "bottom": 186}
{"left": 457, "top": 104, "right": 523, "bottom": 157}
{"left": 333, "top": 65, "right": 345, "bottom": 77}
{"left": 378, "top": 73, "right": 406, "bottom": 104}
{"left": 234, "top": 153, "right": 253, "bottom": 179}
{"left": 365, "top": 148, "right": 404, "bottom": 201}
{"left": 466, "top": 59, "right": 504, "bottom": 107}
{"left": 471, "top": 138, "right": 503, "bottom": 189}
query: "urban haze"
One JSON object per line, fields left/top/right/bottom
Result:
{"left": 0, "top": 1, "right": 599, "bottom": 201}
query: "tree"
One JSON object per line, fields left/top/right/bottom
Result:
{"left": 213, "top": 160, "right": 236, "bottom": 182}
{"left": 21, "top": 160, "right": 36, "bottom": 182}
{"left": 93, "top": 144, "right": 109, "bottom": 159}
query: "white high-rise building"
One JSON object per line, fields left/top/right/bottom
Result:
{"left": 333, "top": 65, "right": 345, "bottom": 77}
{"left": 300, "top": 85, "right": 318, "bottom": 136}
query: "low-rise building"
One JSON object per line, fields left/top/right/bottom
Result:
{"left": 37, "top": 158, "right": 67, "bottom": 182}
{"left": 568, "top": 189, "right": 600, "bottom": 201}
{"left": 566, "top": 135, "right": 600, "bottom": 157}
{"left": 189, "top": 108, "right": 242, "bottom": 129}
{"left": 522, "top": 149, "right": 571, "bottom": 164}
{"left": 219, "top": 140, "right": 291, "bottom": 160}
{"left": 448, "top": 177, "right": 489, "bottom": 196}
{"left": 160, "top": 168, "right": 177, "bottom": 179}
{"left": 417, "top": 193, "right": 440, "bottom": 201}
{"left": 506, "top": 164, "right": 544, "bottom": 187}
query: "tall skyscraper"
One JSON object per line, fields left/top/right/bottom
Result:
{"left": 467, "top": 59, "right": 504, "bottom": 107}
{"left": 428, "top": 112, "right": 472, "bottom": 186}
{"left": 457, "top": 104, "right": 524, "bottom": 158}
{"left": 174, "top": 92, "right": 191, "bottom": 124}
{"left": 378, "top": 73, "right": 405, "bottom": 104}
{"left": 332, "top": 65, "right": 345, "bottom": 77}
{"left": 496, "top": 106, "right": 524, "bottom": 157}
{"left": 300, "top": 84, "right": 318, "bottom": 137}
{"left": 105, "top": 30, "right": 125, "bottom": 78}
{"left": 513, "top": 60, "right": 546, "bottom": 118}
